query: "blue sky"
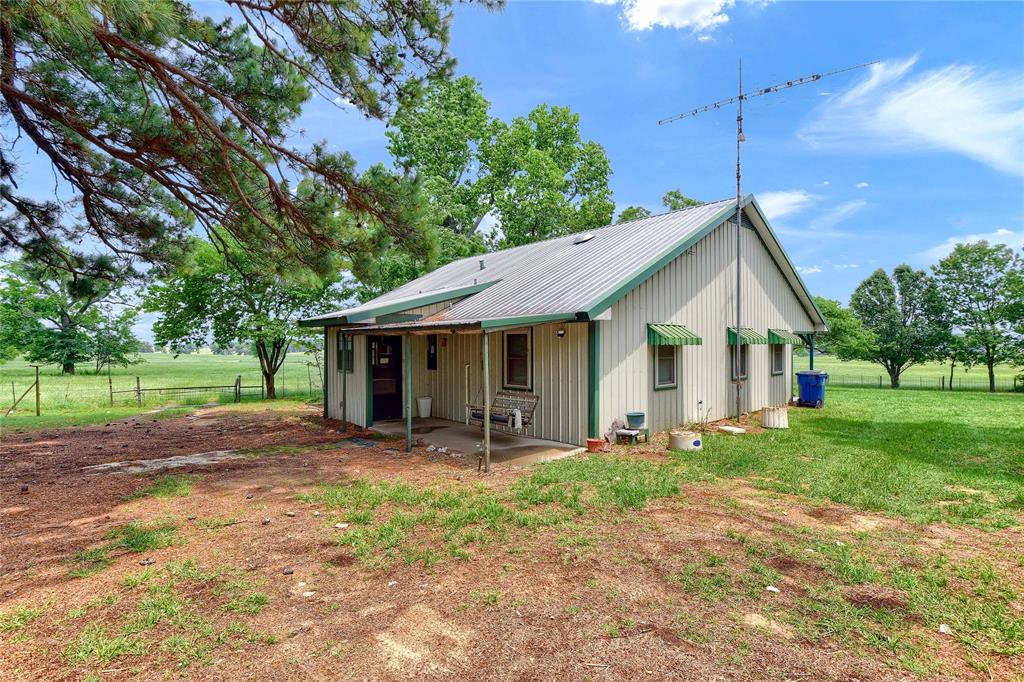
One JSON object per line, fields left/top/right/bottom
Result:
{"left": 290, "top": 0, "right": 1024, "bottom": 302}
{"left": 9, "top": 1, "right": 1024, "bottom": 341}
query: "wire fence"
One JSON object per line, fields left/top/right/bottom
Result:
{"left": 805, "top": 373, "right": 1022, "bottom": 393}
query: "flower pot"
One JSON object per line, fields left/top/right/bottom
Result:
{"left": 586, "top": 438, "right": 606, "bottom": 453}
{"left": 669, "top": 430, "right": 702, "bottom": 451}
{"left": 625, "top": 412, "right": 646, "bottom": 429}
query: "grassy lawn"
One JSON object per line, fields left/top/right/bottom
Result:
{"left": 676, "top": 387, "right": 1024, "bottom": 528}
{"left": 796, "top": 354, "right": 1021, "bottom": 391}
{"left": 0, "top": 352, "right": 322, "bottom": 432}
{"left": 2, "top": 390, "right": 1021, "bottom": 678}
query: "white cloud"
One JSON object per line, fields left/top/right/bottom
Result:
{"left": 830, "top": 263, "right": 860, "bottom": 270}
{"left": 772, "top": 199, "right": 866, "bottom": 241}
{"left": 757, "top": 189, "right": 815, "bottom": 221}
{"left": 918, "top": 228, "right": 1024, "bottom": 262}
{"left": 854, "top": 181, "right": 869, "bottom": 189}
{"left": 593, "top": 0, "right": 771, "bottom": 33}
{"left": 796, "top": 265, "right": 822, "bottom": 275}
{"left": 801, "top": 56, "right": 1024, "bottom": 176}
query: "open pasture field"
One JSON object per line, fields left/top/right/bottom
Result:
{"left": 796, "top": 355, "right": 1021, "bottom": 392}
{"left": 0, "top": 354, "right": 322, "bottom": 432}
{"left": 1, "top": 388, "right": 1021, "bottom": 680}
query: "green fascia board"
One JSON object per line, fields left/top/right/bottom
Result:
{"left": 647, "top": 323, "right": 702, "bottom": 346}
{"left": 480, "top": 313, "right": 577, "bottom": 331}
{"left": 298, "top": 281, "right": 496, "bottom": 327}
{"left": 580, "top": 200, "right": 739, "bottom": 321}
{"left": 768, "top": 329, "right": 805, "bottom": 346}
{"left": 743, "top": 196, "right": 829, "bottom": 331}
{"left": 728, "top": 327, "right": 769, "bottom": 345}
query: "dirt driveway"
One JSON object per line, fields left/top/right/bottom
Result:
{"left": 1, "top": 405, "right": 1020, "bottom": 681}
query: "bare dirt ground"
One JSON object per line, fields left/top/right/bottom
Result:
{"left": 1, "top": 405, "right": 1021, "bottom": 681}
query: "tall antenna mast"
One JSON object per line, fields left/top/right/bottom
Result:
{"left": 659, "top": 59, "right": 877, "bottom": 421}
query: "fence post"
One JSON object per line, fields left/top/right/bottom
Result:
{"left": 33, "top": 365, "right": 40, "bottom": 416}
{"left": 942, "top": 376, "right": 945, "bottom": 391}
{"left": 235, "top": 375, "right": 241, "bottom": 403}
{"left": 878, "top": 375, "right": 882, "bottom": 389}
{"left": 108, "top": 366, "right": 113, "bottom": 407}
{"left": 10, "top": 381, "right": 14, "bottom": 405}
{"left": 135, "top": 376, "right": 142, "bottom": 407}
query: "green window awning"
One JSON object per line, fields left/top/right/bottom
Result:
{"left": 727, "top": 327, "right": 769, "bottom": 345}
{"left": 648, "top": 323, "right": 702, "bottom": 346}
{"left": 768, "top": 329, "right": 805, "bottom": 346}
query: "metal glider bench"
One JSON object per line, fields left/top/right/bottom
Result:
{"left": 467, "top": 391, "right": 540, "bottom": 432}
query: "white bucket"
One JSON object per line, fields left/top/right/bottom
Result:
{"left": 669, "top": 430, "right": 703, "bottom": 451}
{"left": 416, "top": 396, "right": 432, "bottom": 418}
{"left": 762, "top": 406, "right": 789, "bottom": 429}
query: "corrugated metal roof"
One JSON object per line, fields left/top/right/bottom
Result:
{"left": 305, "top": 196, "right": 826, "bottom": 330}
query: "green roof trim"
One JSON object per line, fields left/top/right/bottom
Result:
{"left": 728, "top": 327, "right": 769, "bottom": 345}
{"left": 480, "top": 313, "right": 576, "bottom": 330}
{"left": 768, "top": 329, "right": 805, "bottom": 346}
{"left": 581, "top": 201, "right": 739, "bottom": 321}
{"left": 299, "top": 281, "right": 496, "bottom": 327}
{"left": 648, "top": 323, "right": 702, "bottom": 346}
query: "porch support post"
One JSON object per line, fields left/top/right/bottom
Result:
{"left": 483, "top": 331, "right": 491, "bottom": 473}
{"left": 322, "top": 327, "right": 329, "bottom": 419}
{"left": 405, "top": 334, "right": 413, "bottom": 453}
{"left": 808, "top": 333, "right": 816, "bottom": 371}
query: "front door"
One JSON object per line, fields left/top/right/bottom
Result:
{"left": 370, "top": 336, "right": 403, "bottom": 421}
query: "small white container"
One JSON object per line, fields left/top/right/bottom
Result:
{"left": 669, "top": 430, "right": 703, "bottom": 451}
{"left": 762, "top": 406, "right": 789, "bottom": 429}
{"left": 416, "top": 396, "right": 432, "bottom": 418}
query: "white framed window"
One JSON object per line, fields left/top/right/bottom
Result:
{"left": 770, "top": 344, "right": 786, "bottom": 376}
{"left": 503, "top": 330, "right": 532, "bottom": 390}
{"left": 729, "top": 344, "right": 749, "bottom": 380}
{"left": 654, "top": 344, "right": 677, "bottom": 390}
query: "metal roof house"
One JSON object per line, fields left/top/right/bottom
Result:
{"left": 301, "top": 195, "right": 827, "bottom": 468}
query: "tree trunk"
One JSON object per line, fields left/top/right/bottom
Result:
{"left": 263, "top": 369, "right": 276, "bottom": 399}
{"left": 948, "top": 360, "right": 956, "bottom": 390}
{"left": 988, "top": 361, "right": 996, "bottom": 393}
{"left": 62, "top": 362, "right": 76, "bottom": 375}
{"left": 889, "top": 369, "right": 900, "bottom": 389}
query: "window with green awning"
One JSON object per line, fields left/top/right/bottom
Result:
{"left": 768, "top": 329, "right": 805, "bottom": 346}
{"left": 727, "top": 327, "right": 769, "bottom": 345}
{"left": 647, "top": 323, "right": 702, "bottom": 346}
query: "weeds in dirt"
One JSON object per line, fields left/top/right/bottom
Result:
{"left": 196, "top": 516, "right": 239, "bottom": 530}
{"left": 69, "top": 521, "right": 182, "bottom": 577}
{"left": 128, "top": 474, "right": 197, "bottom": 500}
{"left": 63, "top": 625, "right": 146, "bottom": 664}
{"left": 0, "top": 600, "right": 52, "bottom": 632}
{"left": 223, "top": 593, "right": 270, "bottom": 616}
{"left": 66, "top": 594, "right": 118, "bottom": 620}
{"left": 470, "top": 589, "right": 501, "bottom": 606}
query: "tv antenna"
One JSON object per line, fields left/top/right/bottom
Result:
{"left": 659, "top": 59, "right": 878, "bottom": 420}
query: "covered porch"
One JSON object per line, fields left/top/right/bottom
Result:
{"left": 371, "top": 417, "right": 582, "bottom": 468}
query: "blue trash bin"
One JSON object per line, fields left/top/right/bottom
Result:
{"left": 796, "top": 370, "right": 828, "bottom": 408}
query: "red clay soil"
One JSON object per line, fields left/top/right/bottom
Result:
{"left": 1, "top": 405, "right": 1020, "bottom": 681}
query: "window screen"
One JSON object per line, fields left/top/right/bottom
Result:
{"left": 770, "top": 344, "right": 786, "bottom": 375}
{"left": 730, "top": 344, "right": 749, "bottom": 380}
{"left": 503, "top": 331, "right": 531, "bottom": 389}
{"left": 427, "top": 334, "right": 438, "bottom": 371}
{"left": 337, "top": 334, "right": 353, "bottom": 373}
{"left": 655, "top": 344, "right": 676, "bottom": 388}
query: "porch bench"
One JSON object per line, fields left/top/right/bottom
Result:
{"left": 467, "top": 391, "right": 539, "bottom": 432}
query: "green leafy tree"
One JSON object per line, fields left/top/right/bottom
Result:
{"left": 92, "top": 307, "right": 142, "bottom": 373}
{"left": 811, "top": 296, "right": 873, "bottom": 358}
{"left": 849, "top": 265, "right": 949, "bottom": 388}
{"left": 617, "top": 206, "right": 652, "bottom": 223}
{"left": 0, "top": 252, "right": 134, "bottom": 373}
{"left": 932, "top": 241, "right": 1024, "bottom": 392}
{"left": 145, "top": 236, "right": 341, "bottom": 398}
{"left": 387, "top": 76, "right": 614, "bottom": 254}
{"left": 0, "top": 0, "right": 487, "bottom": 276}
{"left": 661, "top": 189, "right": 701, "bottom": 211}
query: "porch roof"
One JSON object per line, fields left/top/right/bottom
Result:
{"left": 331, "top": 312, "right": 578, "bottom": 335}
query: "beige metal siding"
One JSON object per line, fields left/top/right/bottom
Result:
{"left": 325, "top": 328, "right": 367, "bottom": 426}
{"left": 408, "top": 323, "right": 588, "bottom": 445}
{"left": 599, "top": 214, "right": 814, "bottom": 433}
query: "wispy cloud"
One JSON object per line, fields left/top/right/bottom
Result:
{"left": 796, "top": 265, "right": 822, "bottom": 275}
{"left": 801, "top": 56, "right": 1024, "bottom": 176}
{"left": 855, "top": 182, "right": 869, "bottom": 189}
{"left": 773, "top": 199, "right": 866, "bottom": 241}
{"left": 918, "top": 228, "right": 1024, "bottom": 262}
{"left": 592, "top": 0, "right": 771, "bottom": 34}
{"left": 757, "top": 189, "right": 815, "bottom": 221}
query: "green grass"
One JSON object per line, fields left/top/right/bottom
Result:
{"left": 129, "top": 475, "right": 197, "bottom": 500}
{"left": 63, "top": 625, "right": 146, "bottom": 664}
{"left": 672, "top": 387, "right": 1024, "bottom": 528}
{"left": 69, "top": 521, "right": 182, "bottom": 577}
{"left": 0, "top": 352, "right": 322, "bottom": 432}
{"left": 0, "top": 601, "right": 52, "bottom": 632}
{"left": 796, "top": 354, "right": 1020, "bottom": 390}
{"left": 301, "top": 456, "right": 683, "bottom": 567}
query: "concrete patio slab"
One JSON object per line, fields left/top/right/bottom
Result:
{"left": 371, "top": 418, "right": 582, "bottom": 467}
